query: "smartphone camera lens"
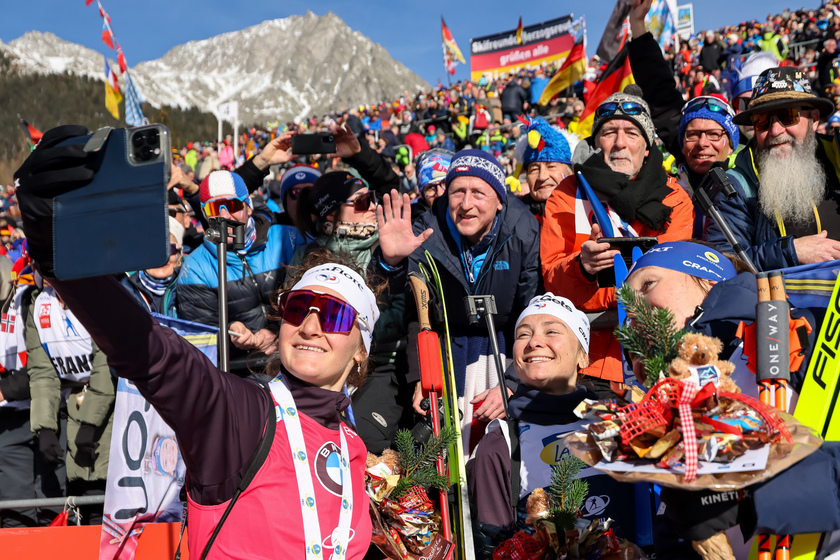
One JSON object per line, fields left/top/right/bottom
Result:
{"left": 147, "top": 129, "right": 160, "bottom": 145}
{"left": 132, "top": 133, "right": 146, "bottom": 148}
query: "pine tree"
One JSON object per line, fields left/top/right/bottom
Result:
{"left": 548, "top": 455, "right": 589, "bottom": 532}
{"left": 391, "top": 426, "right": 457, "bottom": 499}
{"left": 613, "top": 284, "right": 685, "bottom": 387}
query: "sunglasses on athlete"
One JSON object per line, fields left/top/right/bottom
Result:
{"left": 202, "top": 196, "right": 248, "bottom": 218}
{"left": 344, "top": 191, "right": 377, "bottom": 212}
{"left": 277, "top": 289, "right": 362, "bottom": 333}
{"left": 594, "top": 101, "right": 647, "bottom": 120}
{"left": 681, "top": 96, "right": 737, "bottom": 118}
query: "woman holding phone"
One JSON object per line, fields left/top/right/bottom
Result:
{"left": 13, "top": 125, "right": 431, "bottom": 559}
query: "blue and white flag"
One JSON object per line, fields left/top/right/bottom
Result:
{"left": 645, "top": 0, "right": 678, "bottom": 53}
{"left": 123, "top": 71, "right": 147, "bottom": 127}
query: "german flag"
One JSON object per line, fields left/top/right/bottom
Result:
{"left": 516, "top": 17, "right": 523, "bottom": 45}
{"left": 538, "top": 33, "right": 586, "bottom": 105}
{"left": 576, "top": 44, "right": 635, "bottom": 138}
{"left": 441, "top": 17, "right": 466, "bottom": 64}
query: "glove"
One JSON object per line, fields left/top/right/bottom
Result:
{"left": 659, "top": 487, "right": 743, "bottom": 541}
{"left": 14, "top": 125, "right": 94, "bottom": 277}
{"left": 73, "top": 423, "right": 99, "bottom": 469}
{"left": 38, "top": 428, "right": 64, "bottom": 465}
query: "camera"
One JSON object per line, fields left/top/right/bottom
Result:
{"left": 130, "top": 128, "right": 163, "bottom": 164}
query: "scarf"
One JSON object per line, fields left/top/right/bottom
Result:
{"left": 508, "top": 384, "right": 598, "bottom": 425}
{"left": 237, "top": 217, "right": 257, "bottom": 255}
{"left": 138, "top": 270, "right": 178, "bottom": 295}
{"left": 575, "top": 146, "right": 672, "bottom": 232}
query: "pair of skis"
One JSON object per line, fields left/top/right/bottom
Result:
{"left": 744, "top": 268, "right": 840, "bottom": 560}
{"left": 409, "top": 251, "right": 475, "bottom": 560}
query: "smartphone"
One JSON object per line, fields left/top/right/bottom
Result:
{"left": 291, "top": 133, "right": 336, "bottom": 155}
{"left": 53, "top": 125, "right": 171, "bottom": 280}
{"left": 595, "top": 236, "right": 659, "bottom": 288}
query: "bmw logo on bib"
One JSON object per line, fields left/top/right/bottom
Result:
{"left": 315, "top": 441, "right": 344, "bottom": 495}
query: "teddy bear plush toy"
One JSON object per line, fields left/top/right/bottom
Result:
{"left": 667, "top": 332, "right": 740, "bottom": 393}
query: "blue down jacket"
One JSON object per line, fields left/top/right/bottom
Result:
{"left": 177, "top": 213, "right": 295, "bottom": 332}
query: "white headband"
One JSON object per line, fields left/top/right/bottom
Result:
{"left": 515, "top": 293, "right": 590, "bottom": 354}
{"left": 291, "top": 264, "right": 379, "bottom": 354}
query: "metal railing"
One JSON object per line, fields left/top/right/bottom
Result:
{"left": 0, "top": 494, "right": 105, "bottom": 510}
{"left": 788, "top": 38, "right": 821, "bottom": 62}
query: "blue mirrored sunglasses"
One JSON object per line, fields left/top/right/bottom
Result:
{"left": 681, "top": 96, "right": 736, "bottom": 119}
{"left": 595, "top": 101, "right": 646, "bottom": 119}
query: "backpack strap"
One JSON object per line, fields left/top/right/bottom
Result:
{"left": 174, "top": 382, "right": 276, "bottom": 560}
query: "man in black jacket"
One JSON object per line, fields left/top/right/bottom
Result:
{"left": 407, "top": 150, "right": 540, "bottom": 451}
{"left": 500, "top": 77, "right": 529, "bottom": 122}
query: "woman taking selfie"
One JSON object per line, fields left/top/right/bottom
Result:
{"left": 13, "top": 125, "right": 430, "bottom": 559}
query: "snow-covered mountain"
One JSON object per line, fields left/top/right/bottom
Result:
{"left": 1, "top": 11, "right": 430, "bottom": 123}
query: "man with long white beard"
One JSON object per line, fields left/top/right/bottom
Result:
{"left": 705, "top": 67, "right": 840, "bottom": 269}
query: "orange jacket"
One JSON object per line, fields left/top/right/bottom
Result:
{"left": 540, "top": 173, "right": 694, "bottom": 382}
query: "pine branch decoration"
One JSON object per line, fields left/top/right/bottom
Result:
{"left": 614, "top": 284, "right": 685, "bottom": 387}
{"left": 391, "top": 425, "right": 457, "bottom": 499}
{"left": 548, "top": 455, "right": 589, "bottom": 532}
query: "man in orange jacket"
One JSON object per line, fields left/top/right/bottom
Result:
{"left": 540, "top": 88, "right": 694, "bottom": 394}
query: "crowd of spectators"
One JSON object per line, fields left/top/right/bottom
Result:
{"left": 3, "top": 0, "right": 840, "bottom": 549}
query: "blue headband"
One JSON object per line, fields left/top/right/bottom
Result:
{"left": 678, "top": 106, "right": 739, "bottom": 149}
{"left": 627, "top": 242, "right": 737, "bottom": 282}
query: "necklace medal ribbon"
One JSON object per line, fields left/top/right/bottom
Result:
{"left": 269, "top": 376, "right": 354, "bottom": 559}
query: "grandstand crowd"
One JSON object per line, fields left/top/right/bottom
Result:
{"left": 4, "top": 0, "right": 840, "bottom": 559}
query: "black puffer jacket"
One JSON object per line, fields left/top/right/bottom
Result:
{"left": 409, "top": 194, "right": 540, "bottom": 343}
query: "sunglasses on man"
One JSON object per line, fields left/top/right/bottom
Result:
{"left": 594, "top": 101, "right": 647, "bottom": 120}
{"left": 202, "top": 197, "right": 248, "bottom": 218}
{"left": 751, "top": 106, "right": 806, "bottom": 132}
{"left": 277, "top": 289, "right": 361, "bottom": 333}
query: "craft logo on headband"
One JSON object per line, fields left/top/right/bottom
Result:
{"left": 628, "top": 242, "right": 737, "bottom": 282}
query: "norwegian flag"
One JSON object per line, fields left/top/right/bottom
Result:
{"left": 85, "top": 0, "right": 94, "bottom": 5}
{"left": 0, "top": 312, "right": 14, "bottom": 335}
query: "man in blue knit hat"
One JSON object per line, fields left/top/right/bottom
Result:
{"left": 406, "top": 149, "right": 540, "bottom": 451}
{"left": 678, "top": 95, "right": 740, "bottom": 177}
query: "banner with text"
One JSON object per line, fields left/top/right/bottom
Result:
{"left": 99, "top": 315, "right": 218, "bottom": 560}
{"left": 470, "top": 15, "right": 576, "bottom": 81}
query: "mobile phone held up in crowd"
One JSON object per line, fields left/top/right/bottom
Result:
{"left": 53, "top": 125, "right": 171, "bottom": 280}
{"left": 596, "top": 236, "right": 659, "bottom": 288}
{"left": 291, "top": 132, "right": 336, "bottom": 155}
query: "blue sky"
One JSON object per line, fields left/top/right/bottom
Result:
{"left": 0, "top": 0, "right": 816, "bottom": 86}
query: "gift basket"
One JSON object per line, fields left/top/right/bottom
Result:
{"left": 562, "top": 284, "right": 825, "bottom": 560}
{"left": 367, "top": 428, "right": 456, "bottom": 560}
{"left": 492, "top": 456, "right": 646, "bottom": 560}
